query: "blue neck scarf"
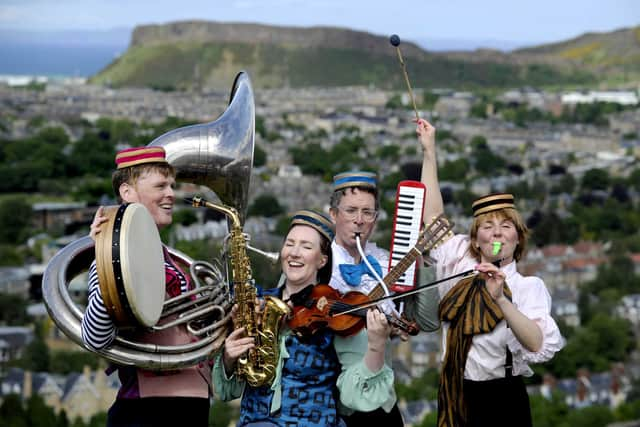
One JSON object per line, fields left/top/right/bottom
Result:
{"left": 339, "top": 255, "right": 383, "bottom": 287}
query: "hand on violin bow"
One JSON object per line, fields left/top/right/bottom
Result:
{"left": 366, "top": 308, "right": 392, "bottom": 351}
{"left": 475, "top": 262, "right": 508, "bottom": 303}
{"left": 89, "top": 206, "right": 108, "bottom": 241}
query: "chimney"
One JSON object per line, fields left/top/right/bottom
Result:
{"left": 22, "top": 370, "right": 32, "bottom": 399}
{"left": 83, "top": 365, "right": 92, "bottom": 380}
{"left": 576, "top": 368, "right": 590, "bottom": 403}
{"left": 541, "top": 373, "right": 556, "bottom": 399}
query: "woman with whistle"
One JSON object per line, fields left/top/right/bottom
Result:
{"left": 409, "top": 119, "right": 565, "bottom": 427}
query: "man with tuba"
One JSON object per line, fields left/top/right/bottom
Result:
{"left": 81, "top": 146, "right": 212, "bottom": 427}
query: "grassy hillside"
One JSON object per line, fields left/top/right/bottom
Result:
{"left": 513, "top": 26, "right": 640, "bottom": 85}
{"left": 91, "top": 40, "right": 596, "bottom": 90}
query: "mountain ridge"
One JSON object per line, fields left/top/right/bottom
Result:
{"left": 91, "top": 21, "right": 640, "bottom": 90}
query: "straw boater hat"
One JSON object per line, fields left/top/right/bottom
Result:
{"left": 332, "top": 171, "right": 377, "bottom": 192}
{"left": 115, "top": 146, "right": 168, "bottom": 169}
{"left": 471, "top": 193, "right": 515, "bottom": 217}
{"left": 290, "top": 209, "right": 335, "bottom": 242}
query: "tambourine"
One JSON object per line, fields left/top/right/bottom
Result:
{"left": 95, "top": 203, "right": 165, "bottom": 328}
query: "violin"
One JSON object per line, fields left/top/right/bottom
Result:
{"left": 286, "top": 284, "right": 419, "bottom": 337}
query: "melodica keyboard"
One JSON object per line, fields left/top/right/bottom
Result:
{"left": 388, "top": 180, "right": 426, "bottom": 292}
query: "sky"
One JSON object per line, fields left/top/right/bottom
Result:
{"left": 1, "top": 0, "right": 639, "bottom": 49}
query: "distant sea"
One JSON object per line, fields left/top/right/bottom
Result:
{"left": 0, "top": 42, "right": 124, "bottom": 77}
{"left": 0, "top": 28, "right": 526, "bottom": 79}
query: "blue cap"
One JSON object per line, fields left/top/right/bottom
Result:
{"left": 332, "top": 171, "right": 377, "bottom": 192}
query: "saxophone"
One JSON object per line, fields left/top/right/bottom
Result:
{"left": 191, "top": 196, "right": 290, "bottom": 387}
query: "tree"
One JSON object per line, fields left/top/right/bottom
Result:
{"left": 15, "top": 333, "right": 50, "bottom": 372}
{"left": 376, "top": 145, "right": 401, "bottom": 162}
{"left": 438, "top": 158, "right": 469, "bottom": 182}
{"left": 25, "top": 394, "right": 57, "bottom": 427}
{"left": 0, "top": 244, "right": 24, "bottom": 266}
{"left": 247, "top": 194, "right": 285, "bottom": 218}
{"left": 0, "top": 196, "right": 33, "bottom": 244}
{"left": 580, "top": 168, "right": 610, "bottom": 192}
{"left": 563, "top": 405, "right": 614, "bottom": 427}
{"left": 0, "top": 394, "right": 28, "bottom": 427}
{"left": 469, "top": 135, "right": 506, "bottom": 175}
{"left": 209, "top": 399, "right": 238, "bottom": 427}
{"left": 0, "top": 294, "right": 28, "bottom": 325}
{"left": 49, "top": 350, "right": 99, "bottom": 374}
{"left": 529, "top": 392, "right": 570, "bottom": 427}
{"left": 253, "top": 144, "right": 267, "bottom": 167}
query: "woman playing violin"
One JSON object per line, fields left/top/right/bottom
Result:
{"left": 213, "top": 209, "right": 396, "bottom": 427}
{"left": 408, "top": 118, "right": 565, "bottom": 427}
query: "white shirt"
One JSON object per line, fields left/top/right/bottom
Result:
{"left": 431, "top": 234, "right": 565, "bottom": 381}
{"left": 329, "top": 240, "right": 390, "bottom": 296}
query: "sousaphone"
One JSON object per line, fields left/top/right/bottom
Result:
{"left": 42, "top": 71, "right": 255, "bottom": 370}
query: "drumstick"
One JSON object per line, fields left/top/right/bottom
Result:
{"left": 389, "top": 34, "right": 420, "bottom": 121}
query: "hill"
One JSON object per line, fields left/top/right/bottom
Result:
{"left": 90, "top": 21, "right": 639, "bottom": 90}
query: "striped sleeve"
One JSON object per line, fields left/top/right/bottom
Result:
{"left": 81, "top": 260, "right": 117, "bottom": 350}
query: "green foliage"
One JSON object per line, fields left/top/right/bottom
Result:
{"left": 376, "top": 145, "right": 401, "bottom": 162}
{"left": 255, "top": 115, "right": 267, "bottom": 138}
{"left": 550, "top": 174, "right": 576, "bottom": 195}
{"left": 530, "top": 392, "right": 570, "bottom": 427}
{"left": 254, "top": 144, "right": 267, "bottom": 167}
{"left": 545, "top": 314, "right": 634, "bottom": 377}
{"left": 0, "top": 293, "right": 28, "bottom": 324}
{"left": 87, "top": 412, "right": 108, "bottom": 427}
{"left": 0, "top": 244, "right": 25, "bottom": 266}
{"left": 438, "top": 158, "right": 470, "bottom": 182}
{"left": 49, "top": 350, "right": 100, "bottom": 375}
{"left": 396, "top": 368, "right": 439, "bottom": 401}
{"left": 289, "top": 142, "right": 330, "bottom": 175}
{"left": 0, "top": 394, "right": 28, "bottom": 427}
{"left": 452, "top": 188, "right": 478, "bottom": 209}
{"left": 289, "top": 135, "right": 367, "bottom": 177}
{"left": 469, "top": 135, "right": 506, "bottom": 175}
{"left": 417, "top": 410, "right": 437, "bottom": 427}
{"left": 580, "top": 168, "right": 610, "bottom": 191}
{"left": 386, "top": 93, "right": 404, "bottom": 109}
{"left": 421, "top": 91, "right": 440, "bottom": 110}
{"left": 209, "top": 398, "right": 239, "bottom": 427}
{"left": 380, "top": 171, "right": 406, "bottom": 193}
{"left": 528, "top": 210, "right": 581, "bottom": 246}
{"left": 12, "top": 333, "right": 50, "bottom": 372}
{"left": 0, "top": 196, "right": 33, "bottom": 244}
{"left": 25, "top": 394, "right": 57, "bottom": 427}
{"left": 563, "top": 404, "right": 615, "bottom": 427}
{"left": 67, "top": 132, "right": 116, "bottom": 177}
{"left": 560, "top": 101, "right": 635, "bottom": 125}
{"left": 91, "top": 40, "right": 596, "bottom": 90}
{"left": 173, "top": 239, "right": 221, "bottom": 262}
{"left": 172, "top": 208, "right": 198, "bottom": 226}
{"left": 70, "top": 177, "right": 113, "bottom": 205}
{"left": 248, "top": 194, "right": 285, "bottom": 217}
{"left": 569, "top": 198, "right": 639, "bottom": 241}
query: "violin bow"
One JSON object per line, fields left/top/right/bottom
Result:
{"left": 333, "top": 256, "right": 507, "bottom": 317}
{"left": 332, "top": 268, "right": 476, "bottom": 317}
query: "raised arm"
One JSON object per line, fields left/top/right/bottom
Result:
{"left": 417, "top": 118, "right": 444, "bottom": 225}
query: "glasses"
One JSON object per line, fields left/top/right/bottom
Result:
{"left": 336, "top": 206, "right": 378, "bottom": 222}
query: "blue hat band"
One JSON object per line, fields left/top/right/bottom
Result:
{"left": 292, "top": 213, "right": 335, "bottom": 242}
{"left": 334, "top": 176, "right": 376, "bottom": 189}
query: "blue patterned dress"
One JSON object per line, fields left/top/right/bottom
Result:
{"left": 237, "top": 287, "right": 343, "bottom": 427}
